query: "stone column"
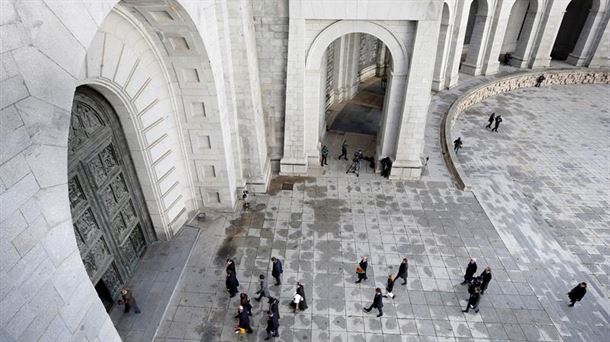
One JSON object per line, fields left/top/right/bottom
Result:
{"left": 432, "top": 8, "right": 452, "bottom": 91}
{"left": 445, "top": 0, "right": 472, "bottom": 88}
{"left": 566, "top": 10, "right": 607, "bottom": 66}
{"left": 590, "top": 19, "right": 610, "bottom": 67}
{"left": 280, "top": 18, "right": 307, "bottom": 174}
{"left": 509, "top": 7, "right": 543, "bottom": 68}
{"left": 377, "top": 71, "right": 407, "bottom": 159}
{"left": 530, "top": 0, "right": 568, "bottom": 69}
{"left": 392, "top": 19, "right": 441, "bottom": 179}
{"left": 376, "top": 43, "right": 387, "bottom": 76}
{"left": 226, "top": 0, "right": 271, "bottom": 192}
{"left": 482, "top": 0, "right": 516, "bottom": 75}
{"left": 461, "top": 8, "right": 492, "bottom": 75}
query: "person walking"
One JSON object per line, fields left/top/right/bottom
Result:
{"left": 264, "top": 310, "right": 279, "bottom": 340}
{"left": 239, "top": 293, "right": 253, "bottom": 316}
{"left": 119, "top": 288, "right": 141, "bottom": 314}
{"left": 397, "top": 258, "right": 409, "bottom": 285}
{"left": 226, "top": 270, "right": 240, "bottom": 297}
{"left": 226, "top": 259, "right": 236, "bottom": 275}
{"left": 364, "top": 288, "right": 384, "bottom": 317}
{"left": 320, "top": 145, "right": 329, "bottom": 166}
{"left": 485, "top": 112, "right": 495, "bottom": 129}
{"left": 255, "top": 274, "right": 271, "bottom": 301}
{"left": 567, "top": 282, "right": 587, "bottom": 307}
{"left": 338, "top": 140, "right": 348, "bottom": 160}
{"left": 461, "top": 258, "right": 478, "bottom": 284}
{"left": 236, "top": 305, "right": 253, "bottom": 334}
{"left": 491, "top": 115, "right": 502, "bottom": 132}
{"left": 453, "top": 137, "right": 463, "bottom": 154}
{"left": 479, "top": 267, "right": 492, "bottom": 294}
{"left": 462, "top": 287, "right": 481, "bottom": 313}
{"left": 271, "top": 257, "right": 283, "bottom": 285}
{"left": 295, "top": 282, "right": 308, "bottom": 311}
{"left": 268, "top": 297, "right": 280, "bottom": 319}
{"left": 355, "top": 256, "right": 368, "bottom": 283}
{"left": 535, "top": 74, "right": 546, "bottom": 87}
{"left": 383, "top": 274, "right": 396, "bottom": 299}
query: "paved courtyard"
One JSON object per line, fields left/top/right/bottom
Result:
{"left": 122, "top": 82, "right": 609, "bottom": 342}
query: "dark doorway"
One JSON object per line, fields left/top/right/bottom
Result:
{"left": 551, "top": 0, "right": 593, "bottom": 60}
{"left": 95, "top": 279, "right": 115, "bottom": 312}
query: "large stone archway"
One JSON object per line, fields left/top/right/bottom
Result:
{"left": 0, "top": 0, "right": 237, "bottom": 340}
{"left": 280, "top": 2, "right": 442, "bottom": 178}
{"left": 303, "top": 20, "right": 409, "bottom": 168}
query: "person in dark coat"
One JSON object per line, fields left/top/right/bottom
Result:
{"left": 320, "top": 145, "right": 329, "bottom": 166}
{"left": 485, "top": 112, "right": 495, "bottom": 129}
{"left": 236, "top": 306, "right": 253, "bottom": 334}
{"left": 479, "top": 267, "right": 492, "bottom": 294}
{"left": 119, "top": 288, "right": 141, "bottom": 314}
{"left": 462, "top": 287, "right": 481, "bottom": 313}
{"left": 397, "top": 258, "right": 409, "bottom": 285}
{"left": 226, "top": 259, "right": 236, "bottom": 275}
{"left": 491, "top": 115, "right": 502, "bottom": 132}
{"left": 568, "top": 282, "right": 587, "bottom": 307}
{"left": 338, "top": 140, "right": 348, "bottom": 160}
{"left": 268, "top": 297, "right": 280, "bottom": 320}
{"left": 384, "top": 274, "right": 396, "bottom": 299}
{"left": 380, "top": 157, "right": 393, "bottom": 178}
{"left": 255, "top": 274, "right": 271, "bottom": 301}
{"left": 535, "top": 74, "right": 546, "bottom": 87}
{"left": 468, "top": 276, "right": 481, "bottom": 295}
{"left": 264, "top": 311, "right": 279, "bottom": 340}
{"left": 226, "top": 270, "right": 239, "bottom": 297}
{"left": 454, "top": 137, "right": 463, "bottom": 154}
{"left": 271, "top": 257, "right": 283, "bottom": 285}
{"left": 364, "top": 288, "right": 384, "bottom": 317}
{"left": 461, "top": 258, "right": 478, "bottom": 284}
{"left": 238, "top": 293, "right": 252, "bottom": 316}
{"left": 296, "top": 282, "right": 308, "bottom": 311}
{"left": 355, "top": 256, "right": 368, "bottom": 283}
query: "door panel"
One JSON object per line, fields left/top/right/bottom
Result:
{"left": 68, "top": 86, "right": 155, "bottom": 303}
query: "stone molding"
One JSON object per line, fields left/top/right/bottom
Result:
{"left": 441, "top": 69, "right": 610, "bottom": 191}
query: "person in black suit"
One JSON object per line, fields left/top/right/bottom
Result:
{"left": 264, "top": 311, "right": 279, "bottom": 340}
{"left": 462, "top": 287, "right": 481, "bottom": 313}
{"left": 271, "top": 257, "right": 283, "bottom": 285}
{"left": 479, "top": 267, "right": 492, "bottom": 294}
{"left": 268, "top": 297, "right": 280, "bottom": 319}
{"left": 485, "top": 113, "right": 495, "bottom": 129}
{"left": 236, "top": 305, "right": 253, "bottom": 333}
{"left": 296, "top": 282, "right": 308, "bottom": 311}
{"left": 461, "top": 258, "right": 477, "bottom": 284}
{"left": 226, "top": 259, "right": 236, "bottom": 275}
{"left": 397, "top": 258, "right": 409, "bottom": 285}
{"left": 491, "top": 115, "right": 502, "bottom": 132}
{"left": 568, "top": 282, "right": 587, "bottom": 307}
{"left": 364, "top": 288, "right": 384, "bottom": 317}
{"left": 355, "top": 256, "right": 368, "bottom": 283}
{"left": 226, "top": 270, "right": 239, "bottom": 297}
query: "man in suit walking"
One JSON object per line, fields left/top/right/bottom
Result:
{"left": 271, "top": 257, "right": 283, "bottom": 285}
{"left": 363, "top": 288, "right": 384, "bottom": 317}
{"left": 255, "top": 274, "right": 271, "bottom": 301}
{"left": 397, "top": 258, "right": 409, "bottom": 285}
{"left": 461, "top": 258, "right": 478, "bottom": 285}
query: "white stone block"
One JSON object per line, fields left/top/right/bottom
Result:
{"left": 35, "top": 185, "right": 70, "bottom": 226}
{"left": 42, "top": 220, "right": 77, "bottom": 267}
{"left": 0, "top": 154, "right": 30, "bottom": 188}
{"left": 11, "top": 215, "right": 48, "bottom": 257}
{"left": 0, "top": 173, "right": 39, "bottom": 223}
{"left": 0, "top": 75, "right": 29, "bottom": 110}
{"left": 24, "top": 145, "right": 67, "bottom": 188}
{"left": 14, "top": 96, "right": 70, "bottom": 146}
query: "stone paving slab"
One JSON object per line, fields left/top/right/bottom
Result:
{"left": 452, "top": 84, "right": 610, "bottom": 341}
{"left": 112, "top": 226, "right": 200, "bottom": 342}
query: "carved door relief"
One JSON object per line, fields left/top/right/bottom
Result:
{"left": 68, "top": 86, "right": 156, "bottom": 309}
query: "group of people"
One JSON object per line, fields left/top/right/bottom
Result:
{"left": 227, "top": 256, "right": 309, "bottom": 340}
{"left": 460, "top": 258, "right": 493, "bottom": 313}
{"left": 356, "top": 256, "right": 409, "bottom": 317}
{"left": 320, "top": 140, "right": 393, "bottom": 178}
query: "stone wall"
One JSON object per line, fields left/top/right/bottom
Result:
{"left": 442, "top": 69, "right": 610, "bottom": 191}
{"left": 252, "top": 0, "right": 289, "bottom": 171}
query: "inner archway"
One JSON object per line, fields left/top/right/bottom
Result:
{"left": 321, "top": 33, "right": 393, "bottom": 172}
{"left": 500, "top": 0, "right": 539, "bottom": 66}
{"left": 461, "top": 0, "right": 490, "bottom": 75}
{"left": 433, "top": 3, "right": 452, "bottom": 90}
{"left": 551, "top": 0, "right": 594, "bottom": 61}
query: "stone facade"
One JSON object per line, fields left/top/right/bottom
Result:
{"left": 1, "top": 0, "right": 609, "bottom": 341}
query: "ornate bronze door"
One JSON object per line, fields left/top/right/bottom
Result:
{"left": 68, "top": 87, "right": 156, "bottom": 309}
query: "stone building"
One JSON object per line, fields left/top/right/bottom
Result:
{"left": 0, "top": 0, "right": 608, "bottom": 340}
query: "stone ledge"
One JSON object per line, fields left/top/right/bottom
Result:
{"left": 441, "top": 68, "right": 610, "bottom": 191}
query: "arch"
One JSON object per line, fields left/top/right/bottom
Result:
{"left": 303, "top": 20, "right": 411, "bottom": 167}
{"left": 504, "top": 0, "right": 542, "bottom": 67}
{"left": 461, "top": 0, "right": 491, "bottom": 75}
{"left": 306, "top": 20, "right": 408, "bottom": 74}
{"left": 433, "top": 2, "right": 452, "bottom": 90}
{"left": 552, "top": 0, "right": 594, "bottom": 60}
